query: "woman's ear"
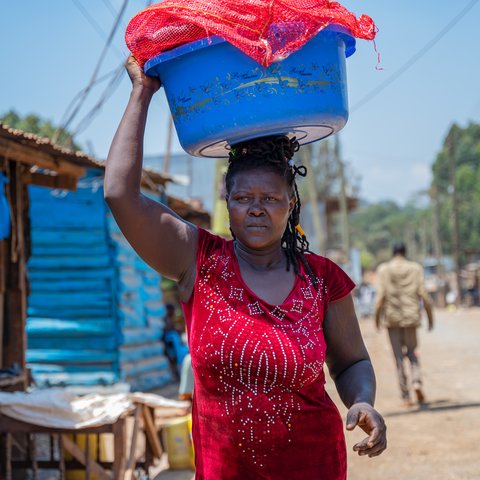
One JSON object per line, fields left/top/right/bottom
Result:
{"left": 289, "top": 196, "right": 296, "bottom": 214}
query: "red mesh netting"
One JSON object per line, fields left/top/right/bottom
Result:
{"left": 125, "top": 0, "right": 376, "bottom": 68}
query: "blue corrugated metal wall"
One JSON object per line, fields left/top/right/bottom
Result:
{"left": 26, "top": 170, "right": 172, "bottom": 390}
{"left": 107, "top": 213, "right": 172, "bottom": 390}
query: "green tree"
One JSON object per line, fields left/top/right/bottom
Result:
{"left": 0, "top": 110, "right": 81, "bottom": 150}
{"left": 431, "top": 122, "right": 480, "bottom": 263}
{"left": 350, "top": 199, "right": 431, "bottom": 269}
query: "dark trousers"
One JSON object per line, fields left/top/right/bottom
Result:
{"left": 387, "top": 326, "right": 422, "bottom": 399}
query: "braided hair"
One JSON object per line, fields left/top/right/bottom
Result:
{"left": 225, "top": 135, "right": 317, "bottom": 287}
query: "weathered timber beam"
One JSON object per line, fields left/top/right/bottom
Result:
{"left": 0, "top": 138, "right": 85, "bottom": 178}
{"left": 21, "top": 171, "right": 78, "bottom": 191}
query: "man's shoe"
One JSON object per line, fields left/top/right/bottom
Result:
{"left": 414, "top": 384, "right": 425, "bottom": 404}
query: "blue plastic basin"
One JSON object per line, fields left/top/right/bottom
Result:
{"left": 145, "top": 25, "right": 355, "bottom": 158}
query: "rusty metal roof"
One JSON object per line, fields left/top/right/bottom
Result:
{"left": 0, "top": 123, "right": 209, "bottom": 220}
{"left": 0, "top": 123, "right": 104, "bottom": 169}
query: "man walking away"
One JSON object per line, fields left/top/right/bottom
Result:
{"left": 374, "top": 243, "right": 434, "bottom": 406}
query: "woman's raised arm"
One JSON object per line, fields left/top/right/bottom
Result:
{"left": 104, "top": 56, "right": 197, "bottom": 296}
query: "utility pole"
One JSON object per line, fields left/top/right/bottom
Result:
{"left": 334, "top": 136, "right": 350, "bottom": 260}
{"left": 430, "top": 184, "right": 446, "bottom": 307}
{"left": 301, "top": 144, "right": 326, "bottom": 254}
{"left": 163, "top": 115, "right": 174, "bottom": 175}
{"left": 447, "top": 127, "right": 462, "bottom": 305}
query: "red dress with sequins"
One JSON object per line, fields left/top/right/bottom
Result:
{"left": 182, "top": 228, "right": 355, "bottom": 480}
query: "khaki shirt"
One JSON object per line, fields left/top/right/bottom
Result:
{"left": 374, "top": 256, "right": 433, "bottom": 328}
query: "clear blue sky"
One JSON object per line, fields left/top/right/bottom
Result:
{"left": 2, "top": 1, "right": 479, "bottom": 205}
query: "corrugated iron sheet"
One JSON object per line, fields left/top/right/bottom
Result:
{"left": 26, "top": 169, "right": 173, "bottom": 390}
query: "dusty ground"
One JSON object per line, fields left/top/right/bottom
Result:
{"left": 335, "top": 307, "right": 480, "bottom": 480}
{"left": 154, "top": 307, "right": 480, "bottom": 479}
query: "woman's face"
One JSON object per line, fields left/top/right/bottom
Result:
{"left": 227, "top": 168, "right": 295, "bottom": 251}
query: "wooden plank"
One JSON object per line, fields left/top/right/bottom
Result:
{"left": 0, "top": 415, "right": 114, "bottom": 435}
{"left": 0, "top": 292, "right": 4, "bottom": 369}
{"left": 124, "top": 406, "right": 141, "bottom": 480}
{"left": 21, "top": 171, "right": 78, "bottom": 191}
{"left": 28, "top": 434, "right": 38, "bottom": 479}
{"left": 142, "top": 406, "right": 163, "bottom": 460}
{"left": 2, "top": 163, "right": 27, "bottom": 380}
{"left": 60, "top": 434, "right": 110, "bottom": 480}
{"left": 112, "top": 417, "right": 126, "bottom": 479}
{"left": 0, "top": 373, "right": 27, "bottom": 388}
{"left": 85, "top": 435, "right": 91, "bottom": 480}
{"left": 0, "top": 138, "right": 85, "bottom": 178}
{"left": 3, "top": 290, "right": 26, "bottom": 372}
{"left": 58, "top": 434, "right": 66, "bottom": 480}
{"left": 0, "top": 239, "right": 5, "bottom": 368}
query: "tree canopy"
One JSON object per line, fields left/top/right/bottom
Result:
{"left": 0, "top": 110, "right": 81, "bottom": 151}
{"left": 432, "top": 122, "right": 480, "bottom": 261}
{"left": 350, "top": 121, "right": 480, "bottom": 271}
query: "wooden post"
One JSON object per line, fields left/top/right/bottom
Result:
{"left": 124, "top": 405, "right": 142, "bottom": 480}
{"left": 142, "top": 406, "right": 163, "bottom": 459}
{"left": 301, "top": 145, "right": 326, "bottom": 254}
{"left": 58, "top": 435, "right": 66, "bottom": 480}
{"left": 163, "top": 116, "right": 174, "bottom": 175}
{"left": 60, "top": 435, "right": 110, "bottom": 480}
{"left": 3, "top": 162, "right": 27, "bottom": 384}
{"left": 334, "top": 137, "right": 350, "bottom": 260}
{"left": 447, "top": 128, "right": 462, "bottom": 305}
{"left": 0, "top": 241, "right": 5, "bottom": 368}
{"left": 430, "top": 184, "right": 446, "bottom": 307}
{"left": 112, "top": 417, "right": 127, "bottom": 479}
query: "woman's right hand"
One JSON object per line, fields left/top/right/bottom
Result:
{"left": 125, "top": 55, "right": 161, "bottom": 94}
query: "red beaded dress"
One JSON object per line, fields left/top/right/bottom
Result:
{"left": 181, "top": 228, "right": 355, "bottom": 480}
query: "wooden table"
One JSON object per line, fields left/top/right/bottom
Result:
{"left": 0, "top": 404, "right": 164, "bottom": 480}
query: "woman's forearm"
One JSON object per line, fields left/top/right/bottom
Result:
{"left": 104, "top": 87, "right": 154, "bottom": 201}
{"left": 334, "top": 358, "right": 376, "bottom": 408}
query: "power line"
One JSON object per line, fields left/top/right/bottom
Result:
{"left": 351, "top": 0, "right": 479, "bottom": 112}
{"left": 101, "top": 0, "right": 130, "bottom": 36}
{"left": 59, "top": 66, "right": 124, "bottom": 127}
{"left": 71, "top": 0, "right": 124, "bottom": 58}
{"left": 101, "top": 0, "right": 118, "bottom": 17}
{"left": 71, "top": 63, "right": 126, "bottom": 136}
{"left": 55, "top": 0, "right": 128, "bottom": 141}
{"left": 72, "top": 0, "right": 109, "bottom": 43}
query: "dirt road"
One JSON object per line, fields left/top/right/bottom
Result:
{"left": 331, "top": 307, "right": 480, "bottom": 480}
{"left": 155, "top": 307, "right": 480, "bottom": 479}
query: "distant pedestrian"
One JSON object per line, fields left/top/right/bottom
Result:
{"left": 374, "top": 243, "right": 434, "bottom": 406}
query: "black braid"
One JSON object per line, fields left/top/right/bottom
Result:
{"left": 226, "top": 135, "right": 318, "bottom": 289}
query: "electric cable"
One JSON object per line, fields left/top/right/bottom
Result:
{"left": 100, "top": 0, "right": 130, "bottom": 37}
{"left": 71, "top": 62, "right": 126, "bottom": 136}
{"left": 351, "top": 0, "right": 480, "bottom": 112}
{"left": 55, "top": 0, "right": 129, "bottom": 142}
{"left": 58, "top": 65, "right": 125, "bottom": 129}
{"left": 101, "top": 0, "right": 118, "bottom": 17}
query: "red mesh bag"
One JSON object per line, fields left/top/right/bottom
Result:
{"left": 125, "top": 0, "right": 376, "bottom": 68}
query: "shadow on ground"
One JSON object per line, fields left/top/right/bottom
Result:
{"left": 384, "top": 399, "right": 480, "bottom": 418}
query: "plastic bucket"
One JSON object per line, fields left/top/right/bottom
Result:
{"left": 145, "top": 25, "right": 355, "bottom": 158}
{"left": 162, "top": 414, "right": 195, "bottom": 470}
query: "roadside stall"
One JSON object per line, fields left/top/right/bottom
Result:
{"left": 0, "top": 124, "right": 199, "bottom": 478}
{"left": 0, "top": 123, "right": 87, "bottom": 393}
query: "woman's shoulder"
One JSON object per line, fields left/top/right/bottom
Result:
{"left": 197, "top": 227, "right": 231, "bottom": 259}
{"left": 302, "top": 252, "right": 355, "bottom": 293}
{"left": 302, "top": 251, "right": 331, "bottom": 273}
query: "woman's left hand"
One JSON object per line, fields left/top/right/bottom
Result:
{"left": 346, "top": 402, "right": 387, "bottom": 457}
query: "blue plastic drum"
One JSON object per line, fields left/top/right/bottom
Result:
{"left": 145, "top": 25, "right": 355, "bottom": 158}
